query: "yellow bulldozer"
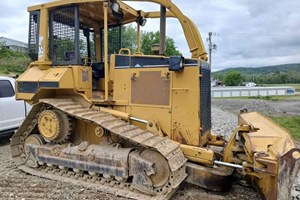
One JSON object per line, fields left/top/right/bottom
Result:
{"left": 11, "top": 0, "right": 299, "bottom": 199}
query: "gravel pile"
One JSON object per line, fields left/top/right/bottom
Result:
{"left": 241, "top": 100, "right": 279, "bottom": 115}
{"left": 212, "top": 99, "right": 280, "bottom": 116}
{"left": 211, "top": 106, "right": 238, "bottom": 140}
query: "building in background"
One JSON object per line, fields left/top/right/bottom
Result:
{"left": 211, "top": 79, "right": 223, "bottom": 87}
{"left": 0, "top": 37, "right": 28, "bottom": 54}
{"left": 246, "top": 82, "right": 257, "bottom": 87}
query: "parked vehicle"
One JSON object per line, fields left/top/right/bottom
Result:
{"left": 0, "top": 76, "right": 31, "bottom": 137}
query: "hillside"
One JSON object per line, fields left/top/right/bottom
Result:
{"left": 0, "top": 47, "right": 31, "bottom": 75}
{"left": 212, "top": 63, "right": 300, "bottom": 84}
{"left": 213, "top": 63, "right": 300, "bottom": 76}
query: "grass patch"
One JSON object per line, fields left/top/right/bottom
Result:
{"left": 262, "top": 83, "right": 300, "bottom": 92}
{"left": 248, "top": 96, "right": 277, "bottom": 101}
{"left": 272, "top": 116, "right": 300, "bottom": 140}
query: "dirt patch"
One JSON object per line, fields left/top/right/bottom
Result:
{"left": 269, "top": 100, "right": 300, "bottom": 115}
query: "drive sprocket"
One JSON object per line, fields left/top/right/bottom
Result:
{"left": 37, "top": 109, "right": 71, "bottom": 143}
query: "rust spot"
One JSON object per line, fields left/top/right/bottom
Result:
{"left": 173, "top": 124, "right": 188, "bottom": 144}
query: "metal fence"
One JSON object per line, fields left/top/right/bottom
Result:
{"left": 211, "top": 86, "right": 295, "bottom": 98}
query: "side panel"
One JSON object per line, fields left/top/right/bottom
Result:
{"left": 112, "top": 56, "right": 201, "bottom": 146}
{"left": 112, "top": 67, "right": 130, "bottom": 105}
{"left": 128, "top": 67, "right": 172, "bottom": 136}
{"left": 113, "top": 66, "right": 173, "bottom": 137}
{"left": 171, "top": 67, "right": 200, "bottom": 146}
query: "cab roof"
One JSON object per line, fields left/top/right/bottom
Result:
{"left": 28, "top": 0, "right": 141, "bottom": 27}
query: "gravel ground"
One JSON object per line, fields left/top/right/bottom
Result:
{"left": 0, "top": 99, "right": 298, "bottom": 199}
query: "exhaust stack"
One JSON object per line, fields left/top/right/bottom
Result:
{"left": 159, "top": 5, "right": 166, "bottom": 55}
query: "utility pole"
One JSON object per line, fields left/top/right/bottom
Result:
{"left": 207, "top": 32, "right": 217, "bottom": 69}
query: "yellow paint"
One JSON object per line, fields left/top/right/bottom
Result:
{"left": 38, "top": 9, "right": 50, "bottom": 64}
{"left": 76, "top": 119, "right": 103, "bottom": 144}
{"left": 180, "top": 144, "right": 214, "bottom": 165}
{"left": 171, "top": 67, "right": 201, "bottom": 146}
{"left": 103, "top": 2, "right": 109, "bottom": 100}
{"left": 38, "top": 111, "right": 59, "bottom": 139}
{"left": 16, "top": 66, "right": 91, "bottom": 101}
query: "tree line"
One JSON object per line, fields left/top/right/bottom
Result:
{"left": 213, "top": 70, "right": 300, "bottom": 86}
{"left": 122, "top": 25, "right": 181, "bottom": 56}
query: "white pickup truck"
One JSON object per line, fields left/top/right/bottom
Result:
{"left": 0, "top": 76, "right": 31, "bottom": 137}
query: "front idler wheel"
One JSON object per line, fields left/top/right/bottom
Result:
{"left": 141, "top": 149, "right": 170, "bottom": 188}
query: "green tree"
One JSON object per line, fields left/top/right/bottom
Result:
{"left": 140, "top": 31, "right": 181, "bottom": 56}
{"left": 212, "top": 73, "right": 224, "bottom": 82}
{"left": 165, "top": 37, "right": 181, "bottom": 56}
{"left": 121, "top": 26, "right": 181, "bottom": 56}
{"left": 223, "top": 70, "right": 244, "bottom": 86}
{"left": 122, "top": 25, "right": 137, "bottom": 53}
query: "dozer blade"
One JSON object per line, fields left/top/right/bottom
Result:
{"left": 278, "top": 148, "right": 300, "bottom": 200}
{"left": 237, "top": 112, "right": 300, "bottom": 200}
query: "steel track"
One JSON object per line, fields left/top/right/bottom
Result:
{"left": 11, "top": 98, "right": 187, "bottom": 200}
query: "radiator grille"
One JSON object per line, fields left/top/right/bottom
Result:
{"left": 28, "top": 11, "right": 40, "bottom": 61}
{"left": 200, "top": 61, "right": 211, "bottom": 135}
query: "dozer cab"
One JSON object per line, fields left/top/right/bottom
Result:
{"left": 11, "top": 0, "right": 299, "bottom": 199}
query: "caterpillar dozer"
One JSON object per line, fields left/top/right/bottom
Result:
{"left": 11, "top": 0, "right": 299, "bottom": 199}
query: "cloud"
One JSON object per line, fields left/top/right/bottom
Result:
{"left": 0, "top": 0, "right": 48, "bottom": 43}
{"left": 0, "top": 0, "right": 299, "bottom": 71}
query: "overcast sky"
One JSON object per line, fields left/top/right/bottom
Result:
{"left": 0, "top": 0, "right": 299, "bottom": 71}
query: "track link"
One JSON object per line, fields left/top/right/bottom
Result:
{"left": 11, "top": 98, "right": 187, "bottom": 200}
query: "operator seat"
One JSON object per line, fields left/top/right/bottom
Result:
{"left": 91, "top": 62, "right": 104, "bottom": 90}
